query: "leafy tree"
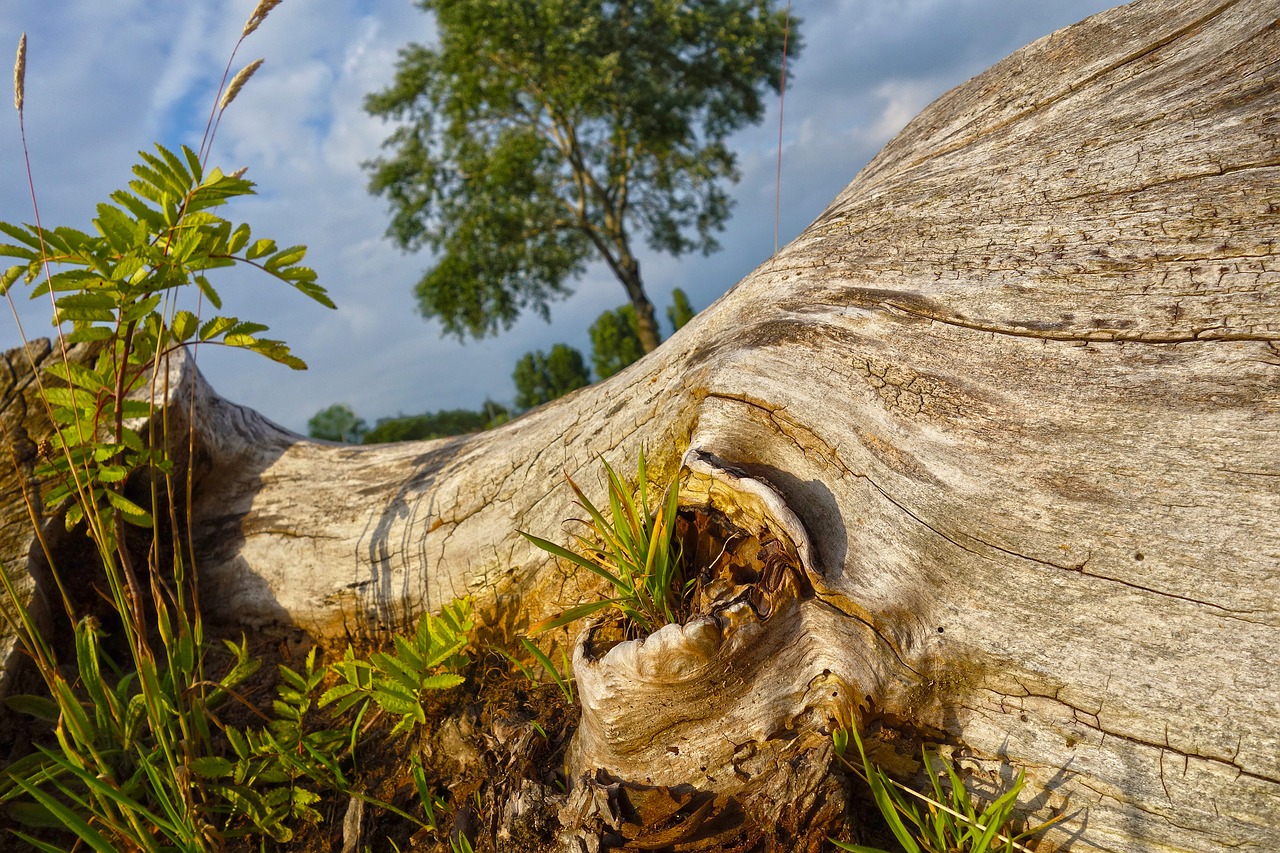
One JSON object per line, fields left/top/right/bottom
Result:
{"left": 362, "top": 403, "right": 509, "bottom": 444}
{"left": 589, "top": 305, "right": 645, "bottom": 381}
{"left": 587, "top": 288, "right": 697, "bottom": 380}
{"left": 308, "top": 403, "right": 368, "bottom": 443}
{"left": 513, "top": 343, "right": 591, "bottom": 410}
{"left": 667, "top": 287, "right": 696, "bottom": 333}
{"left": 365, "top": 0, "right": 799, "bottom": 354}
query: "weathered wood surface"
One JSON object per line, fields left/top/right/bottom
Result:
{"left": 0, "top": 340, "right": 58, "bottom": 700}
{"left": 2, "top": 0, "right": 1277, "bottom": 849}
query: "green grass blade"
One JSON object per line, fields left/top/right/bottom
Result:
{"left": 49, "top": 676, "right": 96, "bottom": 748}
{"left": 528, "top": 599, "right": 620, "bottom": 635}
{"left": 8, "top": 774, "right": 117, "bottom": 853}
{"left": 3, "top": 694, "right": 61, "bottom": 722}
{"left": 10, "top": 831, "right": 80, "bottom": 853}
{"left": 519, "top": 637, "right": 574, "bottom": 701}
{"left": 850, "top": 728, "right": 922, "bottom": 853}
{"left": 565, "top": 471, "right": 631, "bottom": 559}
{"left": 42, "top": 747, "right": 168, "bottom": 852}
{"left": 5, "top": 799, "right": 68, "bottom": 829}
{"left": 134, "top": 751, "right": 194, "bottom": 846}
{"left": 73, "top": 619, "right": 119, "bottom": 734}
{"left": 410, "top": 754, "right": 440, "bottom": 829}
{"left": 634, "top": 449, "right": 649, "bottom": 512}
{"left": 520, "top": 532, "right": 631, "bottom": 595}
{"left": 604, "top": 464, "right": 644, "bottom": 559}
{"left": 973, "top": 776, "right": 1025, "bottom": 849}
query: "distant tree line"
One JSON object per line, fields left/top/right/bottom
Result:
{"left": 310, "top": 289, "right": 696, "bottom": 444}
{"left": 308, "top": 402, "right": 510, "bottom": 445}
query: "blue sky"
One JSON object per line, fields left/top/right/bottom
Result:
{"left": 0, "top": 0, "right": 1117, "bottom": 434}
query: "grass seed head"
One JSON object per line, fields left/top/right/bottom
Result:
{"left": 13, "top": 33, "right": 25, "bottom": 113}
{"left": 220, "top": 58, "right": 264, "bottom": 111}
{"left": 242, "top": 0, "right": 283, "bottom": 37}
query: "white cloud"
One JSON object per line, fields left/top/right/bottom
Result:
{"left": 865, "top": 79, "right": 939, "bottom": 145}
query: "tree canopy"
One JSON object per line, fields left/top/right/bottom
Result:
{"left": 666, "top": 287, "right": 696, "bottom": 333}
{"left": 365, "top": 0, "right": 798, "bottom": 353}
{"left": 589, "top": 305, "right": 646, "bottom": 381}
{"left": 307, "top": 403, "right": 367, "bottom": 444}
{"left": 512, "top": 343, "right": 592, "bottom": 410}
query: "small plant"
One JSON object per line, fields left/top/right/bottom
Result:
{"left": 516, "top": 636, "right": 575, "bottom": 702}
{"left": 322, "top": 597, "right": 473, "bottom": 737}
{"left": 524, "top": 449, "right": 685, "bottom": 637}
{"left": 409, "top": 753, "right": 447, "bottom": 831}
{"left": 196, "top": 646, "right": 350, "bottom": 842}
{"left": 0, "top": 624, "right": 262, "bottom": 851}
{"left": 831, "top": 724, "right": 1065, "bottom": 853}
{"left": 0, "top": 4, "right": 346, "bottom": 848}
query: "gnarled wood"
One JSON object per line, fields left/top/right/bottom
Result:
{"left": 3, "top": 0, "right": 1277, "bottom": 849}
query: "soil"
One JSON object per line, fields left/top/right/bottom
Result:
{"left": 199, "top": 626, "right": 901, "bottom": 853}
{"left": 224, "top": 634, "right": 583, "bottom": 853}
{"left": 0, "top": 504, "right": 906, "bottom": 851}
{"left": 0, "top": 624, "right": 905, "bottom": 853}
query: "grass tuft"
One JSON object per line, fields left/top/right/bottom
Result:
{"left": 831, "top": 724, "right": 1067, "bottom": 853}
{"left": 525, "top": 449, "right": 686, "bottom": 638}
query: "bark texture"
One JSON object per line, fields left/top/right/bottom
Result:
{"left": 3, "top": 1, "right": 1278, "bottom": 850}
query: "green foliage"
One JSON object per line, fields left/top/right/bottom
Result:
{"left": 322, "top": 598, "right": 474, "bottom": 737}
{"left": 0, "top": 623, "right": 260, "bottom": 850}
{"left": 409, "top": 753, "right": 448, "bottom": 831}
{"left": 589, "top": 304, "right": 645, "bottom": 380}
{"left": 204, "top": 647, "right": 347, "bottom": 842}
{"left": 308, "top": 402, "right": 368, "bottom": 443}
{"left": 361, "top": 402, "right": 509, "bottom": 444}
{"left": 365, "top": 0, "right": 798, "bottom": 346}
{"left": 0, "top": 12, "right": 347, "bottom": 849}
{"left": 525, "top": 450, "right": 684, "bottom": 637}
{"left": 830, "top": 726, "right": 1066, "bottom": 853}
{"left": 0, "top": 133, "right": 331, "bottom": 843}
{"left": 666, "top": 287, "right": 696, "bottom": 333}
{"left": 513, "top": 343, "right": 591, "bottom": 410}
{"left": 2, "top": 602, "right": 479, "bottom": 848}
{"left": 0, "top": 142, "right": 331, "bottom": 532}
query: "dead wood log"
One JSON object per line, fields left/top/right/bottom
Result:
{"left": 1, "top": 0, "right": 1277, "bottom": 849}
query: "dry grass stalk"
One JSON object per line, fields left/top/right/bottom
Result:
{"left": 13, "top": 33, "right": 25, "bottom": 113}
{"left": 220, "top": 58, "right": 264, "bottom": 111}
{"left": 242, "top": 0, "right": 283, "bottom": 38}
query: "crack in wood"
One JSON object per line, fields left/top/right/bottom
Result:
{"left": 873, "top": 299, "right": 1280, "bottom": 344}
{"left": 985, "top": 684, "right": 1280, "bottom": 787}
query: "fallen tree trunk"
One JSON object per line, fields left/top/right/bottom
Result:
{"left": 4, "top": 0, "right": 1278, "bottom": 850}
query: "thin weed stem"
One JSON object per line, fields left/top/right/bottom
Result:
{"left": 9, "top": 38, "right": 112, "bottom": 580}
{"left": 774, "top": 1, "right": 792, "bottom": 254}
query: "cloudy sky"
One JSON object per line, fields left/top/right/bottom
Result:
{"left": 0, "top": 0, "right": 1118, "bottom": 435}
